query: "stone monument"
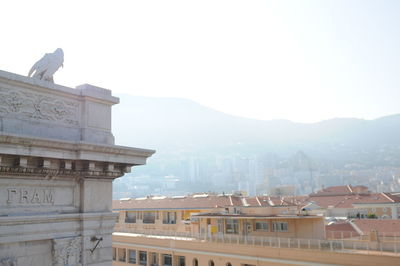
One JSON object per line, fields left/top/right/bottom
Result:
{"left": 0, "top": 68, "right": 155, "bottom": 265}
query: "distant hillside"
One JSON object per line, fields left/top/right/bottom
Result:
{"left": 112, "top": 95, "right": 400, "bottom": 166}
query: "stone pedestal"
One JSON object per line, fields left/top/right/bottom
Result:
{"left": 0, "top": 70, "right": 155, "bottom": 265}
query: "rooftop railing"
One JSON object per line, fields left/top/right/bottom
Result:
{"left": 326, "top": 230, "right": 400, "bottom": 242}
{"left": 114, "top": 228, "right": 400, "bottom": 256}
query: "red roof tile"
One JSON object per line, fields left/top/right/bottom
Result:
{"left": 310, "top": 185, "right": 369, "bottom": 197}
{"left": 325, "top": 222, "right": 360, "bottom": 239}
{"left": 113, "top": 194, "right": 297, "bottom": 210}
{"left": 352, "top": 219, "right": 400, "bottom": 235}
{"left": 307, "top": 193, "right": 398, "bottom": 209}
{"left": 113, "top": 195, "right": 242, "bottom": 210}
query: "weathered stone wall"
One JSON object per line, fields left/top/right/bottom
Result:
{"left": 0, "top": 70, "right": 155, "bottom": 265}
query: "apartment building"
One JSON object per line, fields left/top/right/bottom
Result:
{"left": 112, "top": 193, "right": 400, "bottom": 265}
{"left": 301, "top": 185, "right": 400, "bottom": 219}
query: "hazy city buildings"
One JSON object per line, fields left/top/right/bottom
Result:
{"left": 111, "top": 190, "right": 400, "bottom": 265}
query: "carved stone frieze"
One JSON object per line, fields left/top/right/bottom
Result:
{"left": 52, "top": 236, "right": 82, "bottom": 266}
{"left": 0, "top": 165, "right": 126, "bottom": 179}
{"left": 0, "top": 87, "right": 79, "bottom": 126}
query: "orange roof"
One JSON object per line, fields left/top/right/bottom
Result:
{"left": 113, "top": 195, "right": 243, "bottom": 210}
{"left": 310, "top": 185, "right": 369, "bottom": 197}
{"left": 307, "top": 193, "right": 400, "bottom": 209}
{"left": 113, "top": 194, "right": 297, "bottom": 210}
{"left": 245, "top": 196, "right": 298, "bottom": 207}
{"left": 352, "top": 219, "right": 400, "bottom": 235}
{"left": 326, "top": 222, "right": 359, "bottom": 235}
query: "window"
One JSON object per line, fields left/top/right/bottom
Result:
{"left": 163, "top": 254, "right": 172, "bottom": 266}
{"left": 112, "top": 247, "right": 116, "bottom": 261}
{"left": 163, "top": 212, "right": 177, "bottom": 224}
{"left": 193, "top": 258, "right": 199, "bottom": 266}
{"left": 178, "top": 256, "right": 185, "bottom": 266}
{"left": 143, "top": 212, "right": 156, "bottom": 224}
{"left": 139, "top": 251, "right": 147, "bottom": 265}
{"left": 383, "top": 207, "right": 388, "bottom": 213}
{"left": 217, "top": 219, "right": 224, "bottom": 233}
{"left": 150, "top": 252, "right": 158, "bottom": 266}
{"left": 226, "top": 263, "right": 232, "bottom": 266}
{"left": 225, "top": 219, "right": 239, "bottom": 234}
{"left": 118, "top": 248, "right": 126, "bottom": 262}
{"left": 209, "top": 260, "right": 215, "bottom": 266}
{"left": 272, "top": 222, "right": 288, "bottom": 232}
{"left": 128, "top": 250, "right": 136, "bottom": 264}
{"left": 255, "top": 221, "right": 269, "bottom": 231}
{"left": 126, "top": 211, "right": 136, "bottom": 223}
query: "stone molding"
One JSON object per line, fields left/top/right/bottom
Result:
{"left": 0, "top": 211, "right": 117, "bottom": 223}
{"left": 0, "top": 212, "right": 117, "bottom": 244}
{"left": 0, "top": 162, "right": 126, "bottom": 179}
{"left": 0, "top": 212, "right": 116, "bottom": 228}
{"left": 0, "top": 70, "right": 118, "bottom": 104}
{"left": 0, "top": 133, "right": 155, "bottom": 166}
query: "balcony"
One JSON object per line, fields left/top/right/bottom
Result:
{"left": 114, "top": 228, "right": 400, "bottom": 256}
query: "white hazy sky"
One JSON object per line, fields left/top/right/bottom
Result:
{"left": 1, "top": 0, "right": 400, "bottom": 123}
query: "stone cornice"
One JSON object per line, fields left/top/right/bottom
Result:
{"left": 0, "top": 165, "right": 124, "bottom": 179}
{"left": 0, "top": 70, "right": 79, "bottom": 97}
{"left": 0, "top": 212, "right": 117, "bottom": 245}
{"left": 0, "top": 132, "right": 155, "bottom": 165}
{"left": 0, "top": 212, "right": 117, "bottom": 225}
{"left": 0, "top": 69, "right": 119, "bottom": 104}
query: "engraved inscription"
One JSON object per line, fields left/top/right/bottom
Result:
{"left": 7, "top": 188, "right": 54, "bottom": 204}
{"left": 0, "top": 87, "right": 79, "bottom": 126}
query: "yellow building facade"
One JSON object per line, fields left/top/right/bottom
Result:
{"left": 112, "top": 194, "right": 400, "bottom": 266}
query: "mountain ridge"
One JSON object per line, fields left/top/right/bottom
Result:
{"left": 112, "top": 95, "right": 400, "bottom": 165}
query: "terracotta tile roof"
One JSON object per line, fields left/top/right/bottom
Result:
{"left": 113, "top": 195, "right": 243, "bottom": 210}
{"left": 230, "top": 196, "right": 244, "bottom": 207}
{"left": 325, "top": 222, "right": 360, "bottom": 238}
{"left": 307, "top": 195, "right": 353, "bottom": 208}
{"left": 113, "top": 194, "right": 297, "bottom": 210}
{"left": 281, "top": 195, "right": 309, "bottom": 206}
{"left": 352, "top": 219, "right": 400, "bottom": 235}
{"left": 382, "top": 192, "right": 400, "bottom": 203}
{"left": 307, "top": 193, "right": 399, "bottom": 209}
{"left": 244, "top": 197, "right": 262, "bottom": 206}
{"left": 310, "top": 185, "right": 369, "bottom": 196}
{"left": 245, "top": 196, "right": 297, "bottom": 207}
{"left": 326, "top": 222, "right": 356, "bottom": 232}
